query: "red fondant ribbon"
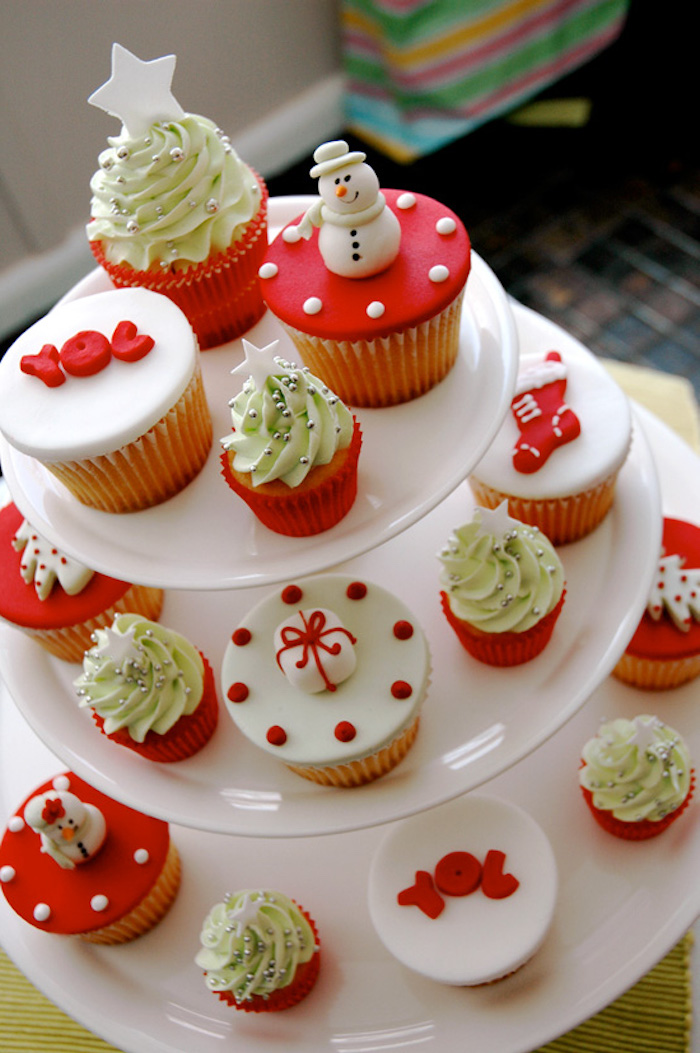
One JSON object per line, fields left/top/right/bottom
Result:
{"left": 276, "top": 609, "right": 356, "bottom": 692}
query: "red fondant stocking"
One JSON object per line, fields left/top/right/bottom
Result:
{"left": 510, "top": 351, "right": 581, "bottom": 474}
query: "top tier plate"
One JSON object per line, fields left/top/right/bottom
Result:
{"left": 0, "top": 196, "right": 518, "bottom": 591}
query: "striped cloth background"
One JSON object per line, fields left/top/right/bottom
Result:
{"left": 342, "top": 0, "right": 629, "bottom": 160}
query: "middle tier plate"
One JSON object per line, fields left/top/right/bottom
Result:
{"left": 0, "top": 401, "right": 659, "bottom": 838}
{"left": 0, "top": 196, "right": 518, "bottom": 591}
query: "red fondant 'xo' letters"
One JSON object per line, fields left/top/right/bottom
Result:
{"left": 20, "top": 344, "right": 65, "bottom": 387}
{"left": 397, "top": 848, "right": 519, "bottom": 918}
{"left": 111, "top": 320, "right": 155, "bottom": 362}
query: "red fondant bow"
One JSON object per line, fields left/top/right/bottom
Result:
{"left": 42, "top": 798, "right": 65, "bottom": 824}
{"left": 276, "top": 609, "right": 356, "bottom": 692}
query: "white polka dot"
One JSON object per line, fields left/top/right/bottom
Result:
{"left": 53, "top": 775, "right": 70, "bottom": 791}
{"left": 396, "top": 193, "right": 416, "bottom": 210}
{"left": 303, "top": 297, "right": 323, "bottom": 315}
{"left": 283, "top": 226, "right": 301, "bottom": 244}
{"left": 8, "top": 816, "right": 24, "bottom": 833}
{"left": 258, "top": 262, "right": 278, "bottom": 279}
{"left": 436, "top": 217, "right": 456, "bottom": 235}
{"left": 429, "top": 264, "right": 450, "bottom": 283}
{"left": 91, "top": 894, "right": 109, "bottom": 912}
{"left": 134, "top": 848, "right": 150, "bottom": 865}
{"left": 0, "top": 866, "right": 16, "bottom": 883}
{"left": 33, "top": 903, "right": 51, "bottom": 922}
{"left": 366, "top": 301, "right": 385, "bottom": 319}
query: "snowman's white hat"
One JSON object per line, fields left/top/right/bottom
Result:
{"left": 310, "top": 140, "right": 366, "bottom": 179}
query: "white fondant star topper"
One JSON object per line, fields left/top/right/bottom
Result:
{"left": 474, "top": 500, "right": 520, "bottom": 540}
{"left": 230, "top": 339, "right": 281, "bottom": 391}
{"left": 93, "top": 622, "right": 141, "bottom": 671}
{"left": 88, "top": 43, "right": 185, "bottom": 139}
{"left": 227, "top": 891, "right": 264, "bottom": 935}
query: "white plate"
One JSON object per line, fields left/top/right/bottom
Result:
{"left": 0, "top": 197, "right": 518, "bottom": 591}
{"left": 2, "top": 578, "right": 700, "bottom": 1053}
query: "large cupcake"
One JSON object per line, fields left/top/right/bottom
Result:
{"left": 87, "top": 44, "right": 268, "bottom": 350}
{"left": 220, "top": 338, "right": 362, "bottom": 536}
{"left": 579, "top": 714, "right": 694, "bottom": 840}
{"left": 0, "top": 772, "right": 180, "bottom": 944}
{"left": 613, "top": 518, "right": 700, "bottom": 689}
{"left": 0, "top": 502, "right": 163, "bottom": 662}
{"left": 195, "top": 889, "right": 320, "bottom": 1011}
{"left": 74, "top": 613, "right": 218, "bottom": 762}
{"left": 438, "top": 500, "right": 565, "bottom": 666}
{"left": 259, "top": 139, "right": 470, "bottom": 407}
{"left": 0, "top": 287, "right": 212, "bottom": 513}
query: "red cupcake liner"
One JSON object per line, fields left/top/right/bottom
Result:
{"left": 220, "top": 418, "right": 362, "bottom": 536}
{"left": 440, "top": 589, "right": 565, "bottom": 666}
{"left": 90, "top": 175, "right": 268, "bottom": 350}
{"left": 580, "top": 770, "right": 695, "bottom": 840}
{"left": 90, "top": 653, "right": 219, "bottom": 762}
{"left": 213, "top": 905, "right": 320, "bottom": 1012}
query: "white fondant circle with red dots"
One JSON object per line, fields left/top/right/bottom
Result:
{"left": 221, "top": 574, "right": 430, "bottom": 768}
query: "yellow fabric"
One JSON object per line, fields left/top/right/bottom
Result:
{"left": 1, "top": 359, "right": 698, "bottom": 1051}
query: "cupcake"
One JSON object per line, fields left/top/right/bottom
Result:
{"left": 0, "top": 288, "right": 212, "bottom": 513}
{"left": 579, "top": 715, "right": 694, "bottom": 840}
{"left": 221, "top": 574, "right": 430, "bottom": 787}
{"left": 195, "top": 889, "right": 320, "bottom": 1011}
{"left": 469, "top": 346, "right": 632, "bottom": 544}
{"left": 368, "top": 794, "right": 558, "bottom": 986}
{"left": 87, "top": 44, "right": 268, "bottom": 350}
{"left": 613, "top": 518, "right": 700, "bottom": 689}
{"left": 0, "top": 502, "right": 163, "bottom": 662}
{"left": 259, "top": 139, "right": 470, "bottom": 407}
{"left": 219, "top": 338, "right": 362, "bottom": 536}
{"left": 438, "top": 500, "right": 565, "bottom": 666}
{"left": 0, "top": 772, "right": 180, "bottom": 944}
{"left": 74, "top": 613, "right": 218, "bottom": 762}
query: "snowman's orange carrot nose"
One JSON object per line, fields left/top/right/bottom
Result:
{"left": 61, "top": 827, "right": 75, "bottom": 841}
{"left": 336, "top": 185, "right": 347, "bottom": 198}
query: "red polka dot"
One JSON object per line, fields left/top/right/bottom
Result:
{"left": 393, "top": 620, "right": 414, "bottom": 640}
{"left": 346, "top": 581, "right": 367, "bottom": 600}
{"left": 391, "top": 680, "right": 412, "bottom": 699}
{"left": 335, "top": 721, "right": 356, "bottom": 742}
{"left": 282, "top": 585, "right": 303, "bottom": 604}
{"left": 227, "top": 683, "right": 249, "bottom": 703}
{"left": 267, "top": 725, "right": 287, "bottom": 746}
{"left": 232, "top": 628, "right": 251, "bottom": 646}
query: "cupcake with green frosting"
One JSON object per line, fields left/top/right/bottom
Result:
{"left": 220, "top": 339, "right": 362, "bottom": 535}
{"left": 579, "top": 714, "right": 694, "bottom": 840}
{"left": 87, "top": 44, "right": 268, "bottom": 350}
{"left": 438, "top": 500, "right": 566, "bottom": 665}
{"left": 74, "top": 612, "right": 218, "bottom": 762}
{"left": 195, "top": 889, "right": 321, "bottom": 1012}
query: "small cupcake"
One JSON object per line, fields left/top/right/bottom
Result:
{"left": 438, "top": 500, "right": 565, "bottom": 666}
{"left": 87, "top": 44, "right": 268, "bottom": 350}
{"left": 0, "top": 502, "right": 163, "bottom": 662}
{"left": 0, "top": 288, "right": 212, "bottom": 513}
{"left": 613, "top": 518, "right": 700, "bottom": 689}
{"left": 221, "top": 574, "right": 430, "bottom": 787}
{"left": 368, "top": 794, "right": 558, "bottom": 986}
{"left": 579, "top": 714, "right": 694, "bottom": 840}
{"left": 195, "top": 889, "right": 320, "bottom": 1011}
{"left": 0, "top": 772, "right": 180, "bottom": 944}
{"left": 74, "top": 613, "right": 218, "bottom": 762}
{"left": 469, "top": 347, "right": 632, "bottom": 544}
{"left": 259, "top": 140, "right": 470, "bottom": 407}
{"left": 220, "top": 338, "right": 362, "bottom": 536}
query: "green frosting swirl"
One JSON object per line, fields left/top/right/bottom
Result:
{"left": 438, "top": 505, "right": 564, "bottom": 633}
{"left": 87, "top": 114, "right": 262, "bottom": 270}
{"left": 74, "top": 613, "right": 204, "bottom": 742}
{"left": 221, "top": 356, "right": 354, "bottom": 488}
{"left": 580, "top": 715, "right": 692, "bottom": 823}
{"left": 195, "top": 890, "right": 317, "bottom": 1003}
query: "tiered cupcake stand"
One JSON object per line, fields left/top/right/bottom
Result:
{"left": 1, "top": 199, "right": 699, "bottom": 1053}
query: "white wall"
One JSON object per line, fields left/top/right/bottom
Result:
{"left": 0, "top": 0, "right": 343, "bottom": 332}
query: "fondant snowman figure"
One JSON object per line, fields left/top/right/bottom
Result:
{"left": 24, "top": 784, "right": 107, "bottom": 870}
{"left": 283, "top": 140, "right": 401, "bottom": 278}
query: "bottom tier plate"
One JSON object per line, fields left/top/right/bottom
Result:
{"left": 1, "top": 402, "right": 700, "bottom": 1053}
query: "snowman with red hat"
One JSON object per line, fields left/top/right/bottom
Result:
{"left": 282, "top": 140, "right": 401, "bottom": 278}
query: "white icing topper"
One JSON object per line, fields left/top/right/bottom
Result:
{"left": 24, "top": 784, "right": 107, "bottom": 871}
{"left": 88, "top": 42, "right": 185, "bottom": 138}
{"left": 282, "top": 140, "right": 401, "bottom": 278}
{"left": 647, "top": 553, "right": 700, "bottom": 631}
{"left": 12, "top": 518, "right": 93, "bottom": 600}
{"left": 274, "top": 607, "right": 357, "bottom": 693}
